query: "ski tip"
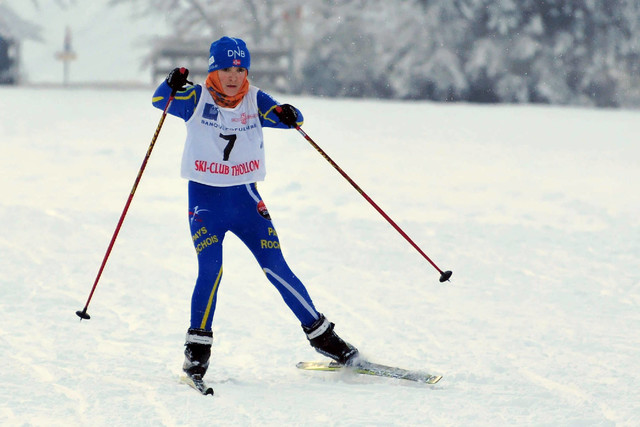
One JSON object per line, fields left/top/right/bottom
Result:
{"left": 429, "top": 375, "right": 443, "bottom": 384}
{"left": 439, "top": 270, "right": 453, "bottom": 283}
{"left": 76, "top": 310, "right": 91, "bottom": 320}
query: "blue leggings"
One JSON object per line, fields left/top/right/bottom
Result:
{"left": 187, "top": 181, "right": 320, "bottom": 331}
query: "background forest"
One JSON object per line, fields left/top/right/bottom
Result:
{"left": 3, "top": 0, "right": 640, "bottom": 106}
{"left": 113, "top": 0, "right": 640, "bottom": 107}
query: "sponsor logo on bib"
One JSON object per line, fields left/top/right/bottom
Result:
{"left": 203, "top": 103, "right": 219, "bottom": 120}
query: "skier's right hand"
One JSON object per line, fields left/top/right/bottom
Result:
{"left": 166, "top": 67, "right": 192, "bottom": 91}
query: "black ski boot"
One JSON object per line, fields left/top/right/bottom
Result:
{"left": 303, "top": 314, "right": 359, "bottom": 366}
{"left": 183, "top": 328, "right": 213, "bottom": 378}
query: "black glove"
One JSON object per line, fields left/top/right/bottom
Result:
{"left": 166, "top": 67, "right": 192, "bottom": 91}
{"left": 275, "top": 104, "right": 299, "bottom": 128}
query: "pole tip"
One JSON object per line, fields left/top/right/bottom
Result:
{"left": 76, "top": 310, "right": 91, "bottom": 320}
{"left": 439, "top": 270, "right": 453, "bottom": 283}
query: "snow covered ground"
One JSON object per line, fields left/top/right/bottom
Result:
{"left": 1, "top": 86, "right": 639, "bottom": 426}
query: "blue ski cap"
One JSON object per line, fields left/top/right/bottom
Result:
{"left": 208, "top": 37, "right": 251, "bottom": 72}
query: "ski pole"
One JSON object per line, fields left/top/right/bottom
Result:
{"left": 76, "top": 88, "right": 178, "bottom": 320}
{"left": 293, "top": 124, "right": 452, "bottom": 283}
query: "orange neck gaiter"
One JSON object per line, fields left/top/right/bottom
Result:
{"left": 205, "top": 71, "right": 250, "bottom": 108}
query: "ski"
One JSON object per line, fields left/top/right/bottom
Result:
{"left": 296, "top": 360, "right": 442, "bottom": 384}
{"left": 180, "top": 374, "right": 214, "bottom": 396}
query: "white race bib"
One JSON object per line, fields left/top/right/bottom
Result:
{"left": 181, "top": 86, "right": 266, "bottom": 186}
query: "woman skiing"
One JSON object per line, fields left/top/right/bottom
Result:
{"left": 152, "top": 36, "right": 359, "bottom": 384}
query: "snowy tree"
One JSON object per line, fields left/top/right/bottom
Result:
{"left": 109, "top": 0, "right": 300, "bottom": 47}
{"left": 300, "top": 1, "right": 394, "bottom": 98}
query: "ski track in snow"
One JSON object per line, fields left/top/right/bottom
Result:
{"left": 1, "top": 87, "right": 639, "bottom": 426}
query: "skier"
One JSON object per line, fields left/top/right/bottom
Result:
{"left": 152, "top": 36, "right": 359, "bottom": 384}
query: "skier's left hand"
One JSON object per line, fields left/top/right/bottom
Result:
{"left": 275, "top": 104, "right": 299, "bottom": 128}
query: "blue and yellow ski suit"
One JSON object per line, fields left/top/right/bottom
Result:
{"left": 152, "top": 81, "right": 321, "bottom": 331}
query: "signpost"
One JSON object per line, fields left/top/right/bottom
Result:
{"left": 55, "top": 26, "right": 76, "bottom": 86}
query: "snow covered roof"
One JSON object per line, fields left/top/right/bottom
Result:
{"left": 0, "top": 4, "right": 41, "bottom": 41}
